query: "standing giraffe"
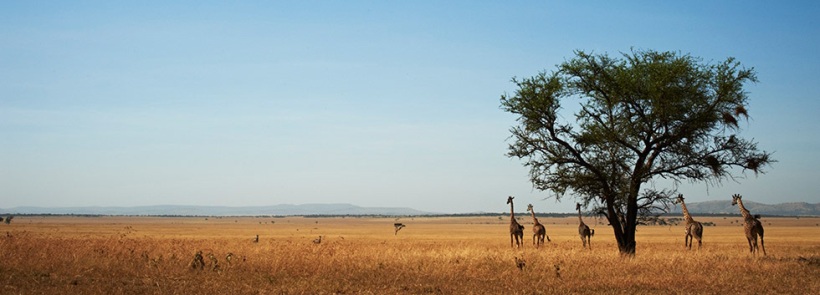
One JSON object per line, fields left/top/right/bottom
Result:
{"left": 731, "top": 194, "right": 766, "bottom": 256}
{"left": 576, "top": 203, "right": 594, "bottom": 249}
{"left": 507, "top": 196, "right": 524, "bottom": 248}
{"left": 674, "top": 194, "right": 703, "bottom": 250}
{"left": 526, "top": 204, "right": 550, "bottom": 247}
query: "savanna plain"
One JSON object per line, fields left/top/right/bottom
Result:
{"left": 1, "top": 215, "right": 818, "bottom": 294}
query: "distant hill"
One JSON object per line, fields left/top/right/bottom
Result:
{"left": 671, "top": 200, "right": 820, "bottom": 216}
{"left": 0, "top": 203, "right": 435, "bottom": 216}
{"left": 3, "top": 200, "right": 817, "bottom": 217}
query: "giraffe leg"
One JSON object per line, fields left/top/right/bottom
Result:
{"left": 753, "top": 236, "right": 759, "bottom": 256}
{"left": 753, "top": 234, "right": 760, "bottom": 256}
{"left": 694, "top": 226, "right": 703, "bottom": 250}
{"left": 759, "top": 233, "right": 766, "bottom": 256}
{"left": 747, "top": 237, "right": 755, "bottom": 254}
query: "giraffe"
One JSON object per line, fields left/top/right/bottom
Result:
{"left": 507, "top": 196, "right": 524, "bottom": 248}
{"left": 674, "top": 194, "right": 703, "bottom": 250}
{"left": 576, "top": 203, "right": 594, "bottom": 249}
{"left": 394, "top": 223, "right": 406, "bottom": 235}
{"left": 731, "top": 194, "right": 766, "bottom": 256}
{"left": 527, "top": 204, "right": 550, "bottom": 247}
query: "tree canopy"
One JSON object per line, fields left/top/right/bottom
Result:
{"left": 500, "top": 49, "right": 774, "bottom": 255}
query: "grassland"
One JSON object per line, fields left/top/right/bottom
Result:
{"left": 1, "top": 215, "right": 818, "bottom": 294}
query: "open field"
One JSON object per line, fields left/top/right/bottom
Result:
{"left": 1, "top": 215, "right": 819, "bottom": 294}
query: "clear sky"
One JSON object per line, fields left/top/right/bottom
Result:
{"left": 1, "top": 1, "right": 818, "bottom": 213}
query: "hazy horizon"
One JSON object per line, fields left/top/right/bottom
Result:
{"left": 2, "top": 198, "right": 818, "bottom": 216}
{"left": 2, "top": 1, "right": 818, "bottom": 214}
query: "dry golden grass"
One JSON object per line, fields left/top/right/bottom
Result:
{"left": 1, "top": 215, "right": 818, "bottom": 294}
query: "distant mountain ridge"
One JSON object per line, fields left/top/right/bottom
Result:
{"left": 2, "top": 200, "right": 817, "bottom": 216}
{"left": 0, "top": 203, "right": 435, "bottom": 216}
{"left": 671, "top": 200, "right": 820, "bottom": 216}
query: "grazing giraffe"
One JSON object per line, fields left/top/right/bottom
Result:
{"left": 526, "top": 204, "right": 550, "bottom": 247}
{"left": 507, "top": 196, "right": 525, "bottom": 248}
{"left": 394, "top": 223, "right": 406, "bottom": 235}
{"left": 576, "top": 203, "right": 594, "bottom": 249}
{"left": 674, "top": 194, "right": 703, "bottom": 250}
{"left": 731, "top": 194, "right": 766, "bottom": 256}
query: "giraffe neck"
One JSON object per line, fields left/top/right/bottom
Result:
{"left": 737, "top": 199, "right": 752, "bottom": 219}
{"left": 577, "top": 208, "right": 584, "bottom": 225}
{"left": 510, "top": 202, "right": 515, "bottom": 220}
{"left": 680, "top": 201, "right": 694, "bottom": 223}
{"left": 530, "top": 210, "right": 540, "bottom": 225}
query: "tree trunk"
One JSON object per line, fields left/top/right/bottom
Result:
{"left": 618, "top": 225, "right": 637, "bottom": 256}
{"left": 605, "top": 197, "right": 636, "bottom": 255}
{"left": 621, "top": 188, "right": 640, "bottom": 256}
{"left": 606, "top": 193, "right": 638, "bottom": 256}
{"left": 609, "top": 219, "right": 636, "bottom": 255}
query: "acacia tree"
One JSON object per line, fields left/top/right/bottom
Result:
{"left": 501, "top": 49, "right": 774, "bottom": 255}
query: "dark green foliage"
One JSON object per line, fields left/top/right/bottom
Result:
{"left": 501, "top": 49, "right": 774, "bottom": 255}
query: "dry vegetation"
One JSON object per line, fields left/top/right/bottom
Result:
{"left": 1, "top": 215, "right": 819, "bottom": 294}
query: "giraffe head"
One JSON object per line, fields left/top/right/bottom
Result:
{"left": 527, "top": 204, "right": 534, "bottom": 212}
{"left": 507, "top": 196, "right": 514, "bottom": 204}
{"left": 731, "top": 194, "right": 742, "bottom": 206}
{"left": 576, "top": 203, "right": 582, "bottom": 211}
{"left": 674, "top": 194, "right": 684, "bottom": 204}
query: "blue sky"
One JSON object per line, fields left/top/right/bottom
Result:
{"left": 1, "top": 1, "right": 818, "bottom": 213}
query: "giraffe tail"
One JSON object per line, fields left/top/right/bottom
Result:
{"left": 590, "top": 229, "right": 595, "bottom": 236}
